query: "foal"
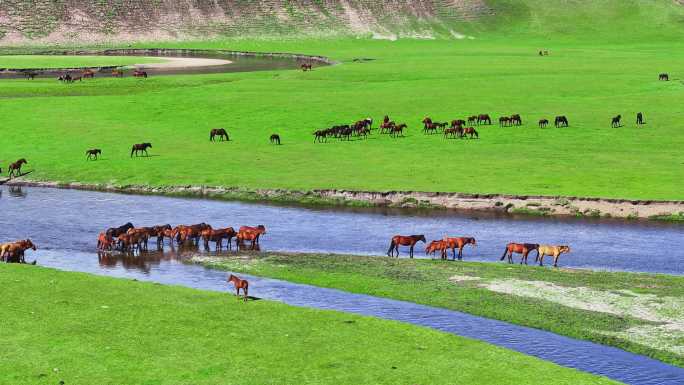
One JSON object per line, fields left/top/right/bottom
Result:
{"left": 227, "top": 274, "right": 249, "bottom": 302}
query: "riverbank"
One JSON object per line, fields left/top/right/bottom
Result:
{"left": 191, "top": 252, "right": 684, "bottom": 367}
{"left": 0, "top": 264, "right": 617, "bottom": 385}
{"left": 9, "top": 180, "right": 684, "bottom": 221}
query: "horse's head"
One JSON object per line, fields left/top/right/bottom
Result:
{"left": 124, "top": 222, "right": 134, "bottom": 230}
{"left": 145, "top": 143, "right": 152, "bottom": 148}
{"left": 256, "top": 225, "right": 266, "bottom": 233}
{"left": 24, "top": 239, "right": 36, "bottom": 250}
{"left": 560, "top": 246, "right": 571, "bottom": 253}
{"left": 18, "top": 158, "right": 27, "bottom": 165}
{"left": 417, "top": 235, "right": 426, "bottom": 243}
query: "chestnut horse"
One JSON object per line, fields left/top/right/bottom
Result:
{"left": 97, "top": 232, "right": 116, "bottom": 251}
{"left": 82, "top": 69, "right": 95, "bottom": 79}
{"left": 444, "top": 237, "right": 477, "bottom": 260}
{"left": 227, "top": 274, "right": 249, "bottom": 301}
{"left": 2, "top": 239, "right": 36, "bottom": 263}
{"left": 387, "top": 235, "right": 426, "bottom": 258}
{"left": 201, "top": 227, "right": 237, "bottom": 251}
{"left": 301, "top": 64, "right": 313, "bottom": 71}
{"left": 425, "top": 240, "right": 448, "bottom": 260}
{"left": 131, "top": 143, "right": 152, "bottom": 157}
{"left": 210, "top": 128, "right": 229, "bottom": 142}
{"left": 236, "top": 225, "right": 266, "bottom": 249}
{"left": 500, "top": 242, "right": 539, "bottom": 265}
{"left": 462, "top": 127, "right": 478, "bottom": 139}
{"left": 8, "top": 158, "right": 27, "bottom": 178}
{"left": 536, "top": 245, "right": 571, "bottom": 267}
{"left": 133, "top": 70, "right": 148, "bottom": 78}
{"left": 86, "top": 149, "right": 101, "bottom": 160}
{"left": 176, "top": 223, "right": 212, "bottom": 245}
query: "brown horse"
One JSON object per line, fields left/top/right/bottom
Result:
{"left": 387, "top": 235, "right": 426, "bottom": 258}
{"left": 467, "top": 116, "right": 478, "bottom": 125}
{"left": 659, "top": 73, "right": 669, "bottom": 81}
{"left": 500, "top": 243, "right": 539, "bottom": 265}
{"left": 462, "top": 127, "right": 478, "bottom": 139}
{"left": 499, "top": 116, "right": 511, "bottom": 127}
{"left": 176, "top": 223, "right": 212, "bottom": 246}
{"left": 236, "top": 225, "right": 266, "bottom": 249}
{"left": 8, "top": 159, "right": 27, "bottom": 178}
{"left": 24, "top": 72, "right": 38, "bottom": 80}
{"left": 611, "top": 114, "right": 622, "bottom": 128}
{"left": 270, "top": 134, "right": 281, "bottom": 145}
{"left": 444, "top": 127, "right": 462, "bottom": 139}
{"left": 82, "top": 69, "right": 96, "bottom": 79}
{"left": 422, "top": 117, "right": 433, "bottom": 132}
{"left": 536, "top": 245, "right": 571, "bottom": 267}
{"left": 201, "top": 227, "right": 237, "bottom": 251}
{"left": 390, "top": 123, "right": 406, "bottom": 137}
{"left": 227, "top": 274, "right": 249, "bottom": 301}
{"left": 133, "top": 70, "right": 148, "bottom": 78}
{"left": 97, "top": 232, "right": 116, "bottom": 251}
{"left": 636, "top": 112, "right": 644, "bottom": 125}
{"left": 86, "top": 149, "right": 101, "bottom": 160}
{"left": 2, "top": 239, "right": 36, "bottom": 263}
{"left": 106, "top": 222, "right": 134, "bottom": 239}
{"left": 425, "top": 240, "right": 448, "bottom": 260}
{"left": 444, "top": 237, "right": 477, "bottom": 260}
{"left": 510, "top": 114, "right": 522, "bottom": 126}
{"left": 210, "top": 128, "right": 230, "bottom": 142}
{"left": 131, "top": 143, "right": 152, "bottom": 157}
{"left": 477, "top": 114, "right": 491, "bottom": 125}
{"left": 301, "top": 64, "right": 313, "bottom": 71}
{"left": 112, "top": 69, "right": 124, "bottom": 77}
{"left": 539, "top": 119, "right": 549, "bottom": 128}
{"left": 555, "top": 116, "right": 569, "bottom": 128}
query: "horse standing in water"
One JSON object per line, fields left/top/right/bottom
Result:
{"left": 236, "top": 225, "right": 266, "bottom": 250}
{"left": 387, "top": 235, "right": 426, "bottom": 258}
{"left": 1, "top": 239, "right": 37, "bottom": 264}
{"left": 8, "top": 159, "right": 27, "bottom": 178}
{"left": 444, "top": 237, "right": 477, "bottom": 260}
{"left": 536, "top": 245, "right": 571, "bottom": 267}
{"left": 425, "top": 240, "right": 448, "bottom": 260}
{"left": 501, "top": 242, "right": 539, "bottom": 265}
{"left": 227, "top": 274, "right": 249, "bottom": 302}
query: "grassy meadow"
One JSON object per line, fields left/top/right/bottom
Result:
{"left": 0, "top": 264, "right": 619, "bottom": 385}
{"left": 0, "top": 37, "right": 683, "bottom": 200}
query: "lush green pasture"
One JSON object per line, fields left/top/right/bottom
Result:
{"left": 194, "top": 252, "right": 684, "bottom": 367}
{"left": 0, "top": 265, "right": 618, "bottom": 385}
{"left": 0, "top": 55, "right": 164, "bottom": 68}
{"left": 1, "top": 38, "right": 683, "bottom": 200}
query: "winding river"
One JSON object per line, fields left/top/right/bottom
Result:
{"left": 2, "top": 185, "right": 684, "bottom": 384}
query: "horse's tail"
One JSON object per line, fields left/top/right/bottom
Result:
{"left": 500, "top": 245, "right": 509, "bottom": 261}
{"left": 387, "top": 240, "right": 396, "bottom": 257}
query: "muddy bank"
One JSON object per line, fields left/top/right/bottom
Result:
{"left": 8, "top": 179, "right": 684, "bottom": 221}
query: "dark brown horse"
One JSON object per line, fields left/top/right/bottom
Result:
{"left": 510, "top": 114, "right": 522, "bottom": 126}
{"left": 555, "top": 116, "right": 568, "bottom": 128}
{"left": 8, "top": 159, "right": 27, "bottom": 178}
{"left": 659, "top": 73, "right": 669, "bottom": 81}
{"left": 467, "top": 116, "right": 478, "bottom": 125}
{"left": 387, "top": 235, "right": 426, "bottom": 258}
{"left": 106, "top": 222, "right": 134, "bottom": 239}
{"left": 636, "top": 112, "right": 644, "bottom": 125}
{"left": 611, "top": 114, "right": 622, "bottom": 128}
{"left": 444, "top": 237, "right": 477, "bottom": 260}
{"left": 301, "top": 64, "right": 313, "bottom": 71}
{"left": 462, "top": 127, "right": 478, "bottom": 139}
{"left": 390, "top": 123, "right": 406, "bottom": 137}
{"left": 500, "top": 242, "right": 539, "bottom": 265}
{"left": 539, "top": 119, "right": 549, "bottom": 128}
{"left": 499, "top": 116, "right": 511, "bottom": 127}
{"left": 201, "top": 227, "right": 237, "bottom": 251}
{"left": 86, "top": 149, "right": 101, "bottom": 160}
{"left": 270, "top": 134, "right": 281, "bottom": 145}
{"left": 477, "top": 114, "right": 492, "bottom": 125}
{"left": 133, "top": 70, "right": 148, "bottom": 78}
{"left": 24, "top": 72, "right": 38, "bottom": 80}
{"left": 210, "top": 128, "right": 230, "bottom": 142}
{"left": 227, "top": 274, "right": 249, "bottom": 301}
{"left": 131, "top": 143, "right": 152, "bottom": 157}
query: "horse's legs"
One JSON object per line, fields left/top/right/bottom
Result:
{"left": 553, "top": 254, "right": 560, "bottom": 268}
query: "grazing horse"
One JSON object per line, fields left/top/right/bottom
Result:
{"left": 510, "top": 114, "right": 522, "bottom": 126}
{"left": 2, "top": 239, "right": 37, "bottom": 264}
{"left": 554, "top": 116, "right": 569, "bottom": 128}
{"left": 425, "top": 240, "right": 448, "bottom": 260}
{"left": 8, "top": 159, "right": 27, "bottom": 178}
{"left": 301, "top": 64, "right": 313, "bottom": 71}
{"left": 133, "top": 70, "right": 148, "bottom": 78}
{"left": 451, "top": 119, "right": 466, "bottom": 128}
{"left": 112, "top": 69, "right": 124, "bottom": 77}
{"left": 467, "top": 116, "right": 478, "bottom": 125}
{"left": 270, "top": 134, "right": 281, "bottom": 145}
{"left": 97, "top": 232, "right": 116, "bottom": 251}
{"left": 477, "top": 114, "right": 491, "bottom": 125}
{"left": 499, "top": 116, "right": 511, "bottom": 127}
{"left": 659, "top": 73, "right": 669, "bottom": 81}
{"left": 422, "top": 117, "right": 433, "bottom": 132}
{"left": 210, "top": 128, "right": 230, "bottom": 142}
{"left": 86, "top": 149, "right": 101, "bottom": 160}
{"left": 131, "top": 143, "right": 152, "bottom": 157}
{"left": 500, "top": 242, "right": 539, "bottom": 265}
{"left": 106, "top": 222, "right": 134, "bottom": 239}
{"left": 201, "top": 227, "right": 237, "bottom": 251}
{"left": 611, "top": 114, "right": 622, "bottom": 128}
{"left": 390, "top": 123, "right": 406, "bottom": 137}
{"left": 462, "top": 127, "right": 478, "bottom": 139}
{"left": 444, "top": 237, "right": 477, "bottom": 260}
{"left": 536, "top": 245, "right": 571, "bottom": 267}
{"left": 443, "top": 127, "right": 462, "bottom": 139}
{"left": 387, "top": 235, "right": 426, "bottom": 258}
{"left": 227, "top": 274, "right": 249, "bottom": 302}
{"left": 539, "top": 119, "right": 549, "bottom": 128}
{"left": 636, "top": 112, "right": 644, "bottom": 125}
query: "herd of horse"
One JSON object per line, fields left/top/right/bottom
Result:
{"left": 387, "top": 234, "right": 570, "bottom": 267}
{"left": 97, "top": 222, "right": 267, "bottom": 254}
{"left": 29, "top": 68, "right": 148, "bottom": 83}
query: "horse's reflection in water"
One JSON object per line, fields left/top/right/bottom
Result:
{"left": 98, "top": 242, "right": 261, "bottom": 273}
{"left": 8, "top": 186, "right": 26, "bottom": 198}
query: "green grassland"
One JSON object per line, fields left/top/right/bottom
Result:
{"left": 0, "top": 264, "right": 619, "bottom": 385}
{"left": 0, "top": 55, "right": 164, "bottom": 68}
{"left": 194, "top": 252, "right": 684, "bottom": 367}
{"left": 2, "top": 0, "right": 684, "bottom": 201}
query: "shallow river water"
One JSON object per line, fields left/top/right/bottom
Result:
{"left": 2, "top": 185, "right": 684, "bottom": 385}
